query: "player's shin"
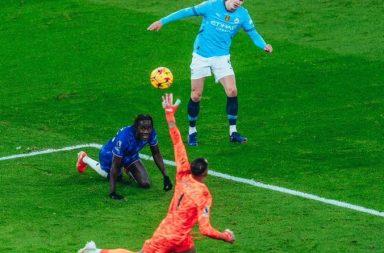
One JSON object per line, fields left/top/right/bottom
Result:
{"left": 226, "top": 96, "right": 238, "bottom": 135}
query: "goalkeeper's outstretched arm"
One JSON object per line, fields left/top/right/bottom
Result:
{"left": 162, "top": 94, "right": 190, "bottom": 179}
{"left": 196, "top": 201, "right": 235, "bottom": 243}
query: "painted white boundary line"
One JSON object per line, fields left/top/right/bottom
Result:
{"left": 0, "top": 143, "right": 102, "bottom": 161}
{"left": 1, "top": 144, "right": 383, "bottom": 217}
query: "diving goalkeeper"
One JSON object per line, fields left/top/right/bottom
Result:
{"left": 78, "top": 93, "right": 235, "bottom": 253}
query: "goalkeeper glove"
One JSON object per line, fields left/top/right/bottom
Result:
{"left": 221, "top": 229, "right": 235, "bottom": 243}
{"left": 163, "top": 175, "right": 173, "bottom": 191}
{"left": 162, "top": 93, "right": 180, "bottom": 123}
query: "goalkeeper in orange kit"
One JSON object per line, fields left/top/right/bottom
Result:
{"left": 78, "top": 93, "right": 235, "bottom": 253}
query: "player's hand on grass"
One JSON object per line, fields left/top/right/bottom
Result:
{"left": 163, "top": 175, "right": 173, "bottom": 191}
{"left": 264, "top": 44, "right": 273, "bottom": 53}
{"left": 147, "top": 20, "right": 163, "bottom": 31}
{"left": 221, "top": 229, "right": 235, "bottom": 243}
{"left": 109, "top": 192, "right": 124, "bottom": 200}
{"left": 162, "top": 93, "right": 181, "bottom": 123}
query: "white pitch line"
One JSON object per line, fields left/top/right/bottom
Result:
{"left": 0, "top": 143, "right": 102, "bottom": 161}
{"left": 1, "top": 144, "right": 383, "bottom": 217}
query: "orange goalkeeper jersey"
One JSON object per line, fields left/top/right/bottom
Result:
{"left": 149, "top": 126, "right": 222, "bottom": 243}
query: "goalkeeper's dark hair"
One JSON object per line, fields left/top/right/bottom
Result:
{"left": 190, "top": 157, "right": 208, "bottom": 176}
{"left": 133, "top": 114, "right": 153, "bottom": 129}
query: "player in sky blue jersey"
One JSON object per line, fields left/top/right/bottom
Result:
{"left": 148, "top": 0, "right": 272, "bottom": 145}
{"left": 76, "top": 114, "right": 173, "bottom": 200}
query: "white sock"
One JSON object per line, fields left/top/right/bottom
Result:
{"left": 189, "top": 127, "right": 197, "bottom": 135}
{"left": 229, "top": 125, "right": 237, "bottom": 135}
{"left": 83, "top": 156, "right": 108, "bottom": 178}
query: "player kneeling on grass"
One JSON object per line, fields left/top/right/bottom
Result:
{"left": 78, "top": 94, "right": 234, "bottom": 253}
{"left": 76, "top": 113, "right": 172, "bottom": 200}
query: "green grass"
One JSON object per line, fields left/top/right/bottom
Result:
{"left": 0, "top": 0, "right": 383, "bottom": 252}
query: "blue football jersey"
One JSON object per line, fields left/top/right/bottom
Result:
{"left": 160, "top": 0, "right": 267, "bottom": 57}
{"left": 103, "top": 126, "right": 158, "bottom": 158}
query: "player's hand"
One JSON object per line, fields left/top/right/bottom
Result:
{"left": 163, "top": 175, "right": 173, "bottom": 191}
{"left": 221, "top": 229, "right": 235, "bottom": 243}
{"left": 109, "top": 192, "right": 124, "bottom": 200}
{"left": 147, "top": 20, "right": 163, "bottom": 31}
{"left": 264, "top": 44, "right": 273, "bottom": 53}
{"left": 162, "top": 93, "right": 181, "bottom": 123}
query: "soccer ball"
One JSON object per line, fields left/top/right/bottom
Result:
{"left": 150, "top": 67, "right": 173, "bottom": 89}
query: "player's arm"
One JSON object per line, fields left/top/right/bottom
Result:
{"left": 162, "top": 94, "right": 190, "bottom": 179}
{"left": 197, "top": 200, "right": 235, "bottom": 243}
{"left": 160, "top": 7, "right": 198, "bottom": 25}
{"left": 147, "top": 1, "right": 212, "bottom": 31}
{"left": 169, "top": 126, "right": 191, "bottom": 179}
{"left": 109, "top": 154, "right": 124, "bottom": 199}
{"left": 150, "top": 144, "right": 173, "bottom": 191}
{"left": 147, "top": 7, "right": 196, "bottom": 31}
{"left": 246, "top": 29, "right": 272, "bottom": 52}
{"left": 243, "top": 14, "right": 272, "bottom": 53}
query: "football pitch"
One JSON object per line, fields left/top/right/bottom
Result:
{"left": 0, "top": 0, "right": 383, "bottom": 252}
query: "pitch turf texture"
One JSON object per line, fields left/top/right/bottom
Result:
{"left": 0, "top": 0, "right": 383, "bottom": 252}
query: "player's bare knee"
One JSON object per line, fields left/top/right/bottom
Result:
{"left": 226, "top": 88, "right": 237, "bottom": 97}
{"left": 191, "top": 92, "right": 202, "bottom": 102}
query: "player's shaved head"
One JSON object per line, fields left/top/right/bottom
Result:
{"left": 190, "top": 157, "right": 208, "bottom": 176}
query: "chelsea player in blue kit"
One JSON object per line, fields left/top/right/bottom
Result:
{"left": 148, "top": 0, "right": 272, "bottom": 145}
{"left": 76, "top": 114, "right": 173, "bottom": 200}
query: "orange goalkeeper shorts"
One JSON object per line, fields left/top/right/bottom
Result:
{"left": 141, "top": 234, "right": 194, "bottom": 253}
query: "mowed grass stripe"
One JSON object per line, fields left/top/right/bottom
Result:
{"left": 1, "top": 144, "right": 382, "bottom": 217}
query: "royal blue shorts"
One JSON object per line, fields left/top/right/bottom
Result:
{"left": 98, "top": 145, "right": 139, "bottom": 173}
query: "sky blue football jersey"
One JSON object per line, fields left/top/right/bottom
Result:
{"left": 103, "top": 126, "right": 158, "bottom": 157}
{"left": 160, "top": 0, "right": 267, "bottom": 57}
